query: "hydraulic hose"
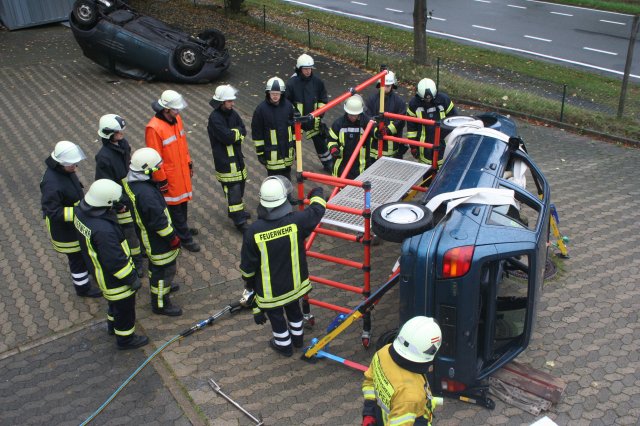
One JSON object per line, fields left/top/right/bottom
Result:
{"left": 79, "top": 300, "right": 242, "bottom": 425}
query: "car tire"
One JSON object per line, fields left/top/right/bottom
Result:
{"left": 372, "top": 202, "right": 433, "bottom": 243}
{"left": 440, "top": 116, "right": 480, "bottom": 139}
{"left": 375, "top": 328, "right": 398, "bottom": 351}
{"left": 174, "top": 44, "right": 205, "bottom": 75}
{"left": 198, "top": 29, "right": 226, "bottom": 50}
{"left": 72, "top": 0, "right": 99, "bottom": 29}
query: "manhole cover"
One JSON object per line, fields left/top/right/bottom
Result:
{"left": 509, "top": 256, "right": 557, "bottom": 280}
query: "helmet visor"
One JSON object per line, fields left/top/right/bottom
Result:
{"left": 54, "top": 145, "right": 87, "bottom": 166}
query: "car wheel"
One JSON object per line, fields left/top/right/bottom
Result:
{"left": 198, "top": 29, "right": 226, "bottom": 50}
{"left": 174, "top": 44, "right": 205, "bottom": 75}
{"left": 372, "top": 202, "right": 433, "bottom": 243}
{"left": 72, "top": 0, "right": 99, "bottom": 29}
{"left": 441, "top": 116, "right": 480, "bottom": 138}
{"left": 376, "top": 328, "right": 398, "bottom": 351}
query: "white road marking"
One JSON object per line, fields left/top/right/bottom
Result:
{"left": 525, "top": 35, "right": 551, "bottom": 42}
{"left": 385, "top": 8, "right": 403, "bottom": 13}
{"left": 351, "top": 1, "right": 367, "bottom": 5}
{"left": 600, "top": 19, "right": 625, "bottom": 25}
{"left": 282, "top": 0, "right": 639, "bottom": 79}
{"left": 431, "top": 16, "right": 446, "bottom": 22}
{"left": 583, "top": 47, "right": 617, "bottom": 56}
{"left": 508, "top": 4, "right": 526, "bottom": 9}
{"left": 474, "top": 0, "right": 491, "bottom": 3}
{"left": 526, "top": 0, "right": 632, "bottom": 16}
{"left": 473, "top": 25, "right": 496, "bottom": 31}
{"left": 550, "top": 11, "right": 573, "bottom": 17}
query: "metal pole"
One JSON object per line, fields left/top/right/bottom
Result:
{"left": 209, "top": 378, "right": 264, "bottom": 425}
{"left": 307, "top": 18, "right": 311, "bottom": 48}
{"left": 618, "top": 14, "right": 639, "bottom": 118}
{"left": 366, "top": 36, "right": 370, "bottom": 68}
{"left": 436, "top": 57, "right": 440, "bottom": 87}
{"left": 263, "top": 5, "right": 266, "bottom": 32}
{"left": 560, "top": 84, "right": 567, "bottom": 122}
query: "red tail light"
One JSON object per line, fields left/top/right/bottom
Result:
{"left": 442, "top": 245, "right": 474, "bottom": 278}
{"left": 441, "top": 378, "right": 467, "bottom": 393}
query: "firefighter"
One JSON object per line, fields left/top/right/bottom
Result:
{"left": 327, "top": 95, "right": 372, "bottom": 180}
{"left": 365, "top": 71, "right": 407, "bottom": 160}
{"left": 125, "top": 147, "right": 183, "bottom": 317}
{"left": 207, "top": 85, "right": 250, "bottom": 233}
{"left": 239, "top": 177, "right": 326, "bottom": 357}
{"left": 40, "top": 141, "right": 101, "bottom": 298}
{"left": 74, "top": 179, "right": 148, "bottom": 350}
{"left": 146, "top": 89, "right": 200, "bottom": 253}
{"left": 285, "top": 53, "right": 333, "bottom": 172}
{"left": 361, "top": 316, "right": 442, "bottom": 426}
{"left": 407, "top": 78, "right": 458, "bottom": 165}
{"left": 95, "top": 114, "right": 144, "bottom": 277}
{"left": 251, "top": 77, "right": 296, "bottom": 182}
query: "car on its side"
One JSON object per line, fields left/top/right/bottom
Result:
{"left": 69, "top": 0, "right": 230, "bottom": 83}
{"left": 372, "top": 116, "right": 551, "bottom": 408}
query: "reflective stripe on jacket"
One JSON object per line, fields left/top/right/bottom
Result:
{"left": 366, "top": 91, "right": 406, "bottom": 158}
{"left": 124, "top": 179, "right": 179, "bottom": 266}
{"left": 239, "top": 196, "right": 326, "bottom": 310}
{"left": 406, "top": 92, "right": 457, "bottom": 165}
{"left": 95, "top": 137, "right": 134, "bottom": 224}
{"left": 327, "top": 113, "right": 372, "bottom": 180}
{"left": 74, "top": 204, "right": 136, "bottom": 301}
{"left": 40, "top": 156, "right": 84, "bottom": 253}
{"left": 207, "top": 106, "right": 247, "bottom": 183}
{"left": 145, "top": 113, "right": 192, "bottom": 205}
{"left": 362, "top": 345, "right": 436, "bottom": 426}
{"left": 251, "top": 99, "right": 295, "bottom": 170}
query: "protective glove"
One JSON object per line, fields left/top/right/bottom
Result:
{"left": 158, "top": 179, "right": 169, "bottom": 194}
{"left": 169, "top": 234, "right": 181, "bottom": 250}
{"left": 410, "top": 147, "right": 418, "bottom": 159}
{"left": 307, "top": 187, "right": 324, "bottom": 201}
{"left": 362, "top": 416, "right": 376, "bottom": 426}
{"left": 189, "top": 161, "right": 194, "bottom": 177}
{"left": 253, "top": 310, "right": 267, "bottom": 325}
{"left": 330, "top": 147, "right": 340, "bottom": 159}
{"left": 130, "top": 275, "right": 141, "bottom": 292}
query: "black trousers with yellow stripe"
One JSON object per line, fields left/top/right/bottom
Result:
{"left": 107, "top": 294, "right": 136, "bottom": 346}
{"left": 149, "top": 260, "right": 177, "bottom": 309}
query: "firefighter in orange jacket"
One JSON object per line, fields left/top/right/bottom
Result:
{"left": 146, "top": 90, "right": 200, "bottom": 253}
{"left": 361, "top": 316, "right": 442, "bottom": 426}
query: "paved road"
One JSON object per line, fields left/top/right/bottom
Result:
{"left": 1, "top": 7, "right": 640, "bottom": 425}
{"left": 285, "top": 0, "right": 640, "bottom": 79}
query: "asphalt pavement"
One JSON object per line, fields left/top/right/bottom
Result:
{"left": 0, "top": 12, "right": 639, "bottom": 426}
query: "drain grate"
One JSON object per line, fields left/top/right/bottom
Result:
{"left": 322, "top": 157, "right": 430, "bottom": 232}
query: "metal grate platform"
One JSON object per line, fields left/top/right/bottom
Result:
{"left": 322, "top": 157, "right": 431, "bottom": 232}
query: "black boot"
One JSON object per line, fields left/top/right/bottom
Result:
{"left": 117, "top": 334, "right": 149, "bottom": 350}
{"left": 182, "top": 240, "right": 201, "bottom": 252}
{"left": 269, "top": 338, "right": 293, "bottom": 357}
{"left": 76, "top": 284, "right": 102, "bottom": 298}
{"left": 151, "top": 295, "right": 183, "bottom": 316}
{"left": 292, "top": 334, "right": 304, "bottom": 348}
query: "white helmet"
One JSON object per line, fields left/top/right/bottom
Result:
{"left": 157, "top": 89, "right": 187, "bottom": 110}
{"left": 344, "top": 94, "right": 364, "bottom": 115}
{"left": 393, "top": 316, "right": 442, "bottom": 363}
{"left": 213, "top": 85, "right": 237, "bottom": 102}
{"left": 265, "top": 77, "right": 286, "bottom": 93}
{"left": 417, "top": 78, "right": 437, "bottom": 100}
{"left": 51, "top": 141, "right": 87, "bottom": 166}
{"left": 98, "top": 114, "right": 126, "bottom": 139}
{"left": 130, "top": 147, "right": 162, "bottom": 174}
{"left": 385, "top": 71, "right": 397, "bottom": 87}
{"left": 84, "top": 179, "right": 122, "bottom": 208}
{"left": 259, "top": 176, "right": 292, "bottom": 208}
{"left": 296, "top": 53, "right": 315, "bottom": 70}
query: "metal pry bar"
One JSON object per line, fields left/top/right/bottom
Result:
{"left": 208, "top": 378, "right": 264, "bottom": 426}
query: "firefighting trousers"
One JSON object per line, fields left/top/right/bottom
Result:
{"left": 149, "top": 260, "right": 176, "bottom": 309}
{"left": 107, "top": 294, "right": 136, "bottom": 345}
{"left": 67, "top": 251, "right": 90, "bottom": 289}
{"left": 168, "top": 202, "right": 193, "bottom": 244}
{"left": 265, "top": 299, "right": 304, "bottom": 349}
{"left": 221, "top": 181, "right": 247, "bottom": 225}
